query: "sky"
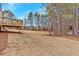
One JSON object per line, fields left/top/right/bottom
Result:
{"left": 2, "top": 3, "right": 47, "bottom": 20}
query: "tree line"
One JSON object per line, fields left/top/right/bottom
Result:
{"left": 24, "top": 12, "right": 48, "bottom": 31}
{"left": 46, "top": 3, "right": 79, "bottom": 36}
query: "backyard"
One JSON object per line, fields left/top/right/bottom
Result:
{"left": 0, "top": 30, "right": 79, "bottom": 56}
{"left": 0, "top": 3, "right": 79, "bottom": 56}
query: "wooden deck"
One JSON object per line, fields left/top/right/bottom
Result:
{"left": 0, "top": 17, "right": 24, "bottom": 32}
{"left": 1, "top": 24, "right": 22, "bottom": 27}
{"left": 0, "top": 24, "right": 24, "bottom": 32}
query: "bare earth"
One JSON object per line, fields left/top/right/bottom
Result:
{"left": 1, "top": 30, "right": 79, "bottom": 56}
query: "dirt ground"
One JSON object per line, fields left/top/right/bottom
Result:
{"left": 0, "top": 30, "right": 79, "bottom": 56}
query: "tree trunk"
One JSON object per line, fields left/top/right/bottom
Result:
{"left": 73, "top": 4, "right": 79, "bottom": 36}
{"left": 24, "top": 18, "right": 27, "bottom": 30}
{"left": 57, "top": 4, "right": 62, "bottom": 36}
{"left": 48, "top": 15, "right": 51, "bottom": 35}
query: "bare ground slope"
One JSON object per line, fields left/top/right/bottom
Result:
{"left": 1, "top": 30, "right": 79, "bottom": 56}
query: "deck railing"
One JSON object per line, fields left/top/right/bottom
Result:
{"left": 0, "top": 17, "right": 24, "bottom": 32}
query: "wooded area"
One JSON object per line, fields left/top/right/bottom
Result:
{"left": 23, "top": 3, "right": 79, "bottom": 36}
{"left": 46, "top": 3, "right": 79, "bottom": 36}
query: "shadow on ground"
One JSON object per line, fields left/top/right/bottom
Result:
{"left": 0, "top": 31, "right": 23, "bottom": 34}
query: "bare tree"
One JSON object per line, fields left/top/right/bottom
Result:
{"left": 34, "top": 12, "right": 40, "bottom": 30}
{"left": 73, "top": 4, "right": 79, "bottom": 36}
{"left": 28, "top": 12, "right": 33, "bottom": 30}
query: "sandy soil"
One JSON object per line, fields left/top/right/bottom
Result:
{"left": 0, "top": 30, "right": 79, "bottom": 56}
